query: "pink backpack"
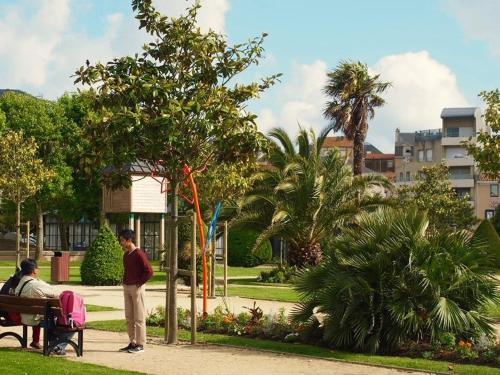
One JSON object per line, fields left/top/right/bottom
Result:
{"left": 59, "top": 290, "right": 86, "bottom": 328}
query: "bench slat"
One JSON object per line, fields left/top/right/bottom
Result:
{"left": 0, "top": 296, "right": 60, "bottom": 308}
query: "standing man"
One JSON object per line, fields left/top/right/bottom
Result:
{"left": 118, "top": 229, "right": 153, "bottom": 354}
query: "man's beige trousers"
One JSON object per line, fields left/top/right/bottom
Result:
{"left": 123, "top": 284, "right": 146, "bottom": 346}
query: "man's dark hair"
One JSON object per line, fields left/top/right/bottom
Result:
{"left": 119, "top": 229, "right": 135, "bottom": 243}
{"left": 20, "top": 258, "right": 38, "bottom": 276}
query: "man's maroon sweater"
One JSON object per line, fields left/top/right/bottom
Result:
{"left": 123, "top": 248, "right": 154, "bottom": 286}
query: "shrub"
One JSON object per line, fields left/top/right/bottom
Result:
{"left": 80, "top": 225, "right": 124, "bottom": 286}
{"left": 473, "top": 219, "right": 500, "bottom": 268}
{"left": 228, "top": 227, "right": 272, "bottom": 267}
{"left": 259, "top": 266, "right": 297, "bottom": 283}
{"left": 293, "top": 207, "right": 498, "bottom": 353}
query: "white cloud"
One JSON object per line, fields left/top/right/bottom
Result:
{"left": 257, "top": 60, "right": 329, "bottom": 136}
{"left": 154, "top": 0, "right": 229, "bottom": 34}
{"left": 369, "top": 51, "right": 468, "bottom": 152}
{"left": 0, "top": 0, "right": 70, "bottom": 88}
{"left": 443, "top": 0, "right": 500, "bottom": 56}
{"left": 258, "top": 51, "right": 468, "bottom": 153}
{"left": 0, "top": 0, "right": 230, "bottom": 98}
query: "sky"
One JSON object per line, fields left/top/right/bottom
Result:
{"left": 0, "top": 0, "right": 499, "bottom": 152}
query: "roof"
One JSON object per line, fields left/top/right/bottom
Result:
{"left": 364, "top": 143, "right": 382, "bottom": 154}
{"left": 365, "top": 153, "right": 395, "bottom": 160}
{"left": 100, "top": 160, "right": 165, "bottom": 176}
{"left": 322, "top": 136, "right": 353, "bottom": 148}
{"left": 397, "top": 132, "right": 415, "bottom": 145}
{"left": 441, "top": 107, "right": 478, "bottom": 118}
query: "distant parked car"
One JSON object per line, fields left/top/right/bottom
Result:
{"left": 1, "top": 231, "right": 36, "bottom": 245}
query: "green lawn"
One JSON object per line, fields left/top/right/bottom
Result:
{"left": 87, "top": 320, "right": 500, "bottom": 375}
{"left": 0, "top": 348, "right": 145, "bottom": 375}
{"left": 226, "top": 285, "right": 299, "bottom": 303}
{"left": 147, "top": 265, "right": 274, "bottom": 285}
{"left": 86, "top": 304, "right": 122, "bottom": 312}
{"left": 0, "top": 266, "right": 82, "bottom": 284}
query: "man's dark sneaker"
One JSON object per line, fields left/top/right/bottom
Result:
{"left": 128, "top": 345, "right": 144, "bottom": 353}
{"left": 119, "top": 343, "right": 135, "bottom": 352}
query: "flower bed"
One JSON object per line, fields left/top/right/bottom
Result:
{"left": 146, "top": 304, "right": 500, "bottom": 367}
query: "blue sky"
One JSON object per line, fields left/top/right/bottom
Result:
{"left": 0, "top": 0, "right": 498, "bottom": 152}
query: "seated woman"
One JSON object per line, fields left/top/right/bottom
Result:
{"left": 14, "top": 258, "right": 73, "bottom": 355}
{"left": 0, "top": 268, "right": 42, "bottom": 349}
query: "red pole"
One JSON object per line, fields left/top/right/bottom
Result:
{"left": 184, "top": 166, "right": 208, "bottom": 317}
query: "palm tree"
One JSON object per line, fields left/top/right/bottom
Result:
{"left": 323, "top": 61, "right": 390, "bottom": 176}
{"left": 292, "top": 207, "right": 497, "bottom": 353}
{"left": 233, "top": 125, "right": 389, "bottom": 267}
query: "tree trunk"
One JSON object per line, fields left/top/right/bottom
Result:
{"left": 15, "top": 201, "right": 21, "bottom": 268}
{"left": 353, "top": 130, "right": 365, "bottom": 176}
{"left": 59, "top": 219, "right": 69, "bottom": 250}
{"left": 167, "top": 181, "right": 179, "bottom": 344}
{"left": 287, "top": 242, "right": 322, "bottom": 268}
{"left": 35, "top": 202, "right": 44, "bottom": 261}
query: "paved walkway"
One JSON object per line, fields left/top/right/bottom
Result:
{"left": 0, "top": 327, "right": 427, "bottom": 375}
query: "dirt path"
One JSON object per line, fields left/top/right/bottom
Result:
{"left": 0, "top": 328, "right": 428, "bottom": 375}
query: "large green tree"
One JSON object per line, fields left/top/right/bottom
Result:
{"left": 0, "top": 131, "right": 54, "bottom": 267}
{"left": 323, "top": 61, "right": 390, "bottom": 176}
{"left": 74, "top": 0, "right": 279, "bottom": 343}
{"left": 465, "top": 89, "right": 500, "bottom": 180}
{"left": 0, "top": 91, "right": 75, "bottom": 259}
{"left": 396, "top": 164, "right": 477, "bottom": 233}
{"left": 234, "top": 126, "right": 389, "bottom": 267}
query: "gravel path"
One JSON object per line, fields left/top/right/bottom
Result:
{"left": 0, "top": 328, "right": 429, "bottom": 375}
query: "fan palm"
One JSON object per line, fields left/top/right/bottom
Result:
{"left": 233, "top": 125, "right": 390, "bottom": 267}
{"left": 323, "top": 61, "right": 390, "bottom": 175}
{"left": 292, "top": 207, "right": 498, "bottom": 353}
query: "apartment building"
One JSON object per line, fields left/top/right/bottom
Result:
{"left": 394, "top": 107, "right": 499, "bottom": 220}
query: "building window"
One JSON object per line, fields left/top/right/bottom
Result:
{"left": 485, "top": 210, "right": 495, "bottom": 220}
{"left": 399, "top": 172, "right": 403, "bottom": 181}
{"left": 418, "top": 150, "right": 424, "bottom": 162}
{"left": 387, "top": 160, "right": 394, "bottom": 168}
{"left": 426, "top": 149, "right": 433, "bottom": 161}
{"left": 406, "top": 171, "right": 411, "bottom": 181}
{"left": 447, "top": 127, "right": 459, "bottom": 137}
{"left": 491, "top": 184, "right": 499, "bottom": 197}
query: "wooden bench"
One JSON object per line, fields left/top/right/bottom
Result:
{"left": 0, "top": 295, "right": 84, "bottom": 356}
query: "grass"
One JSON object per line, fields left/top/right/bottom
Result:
{"left": 226, "top": 285, "right": 299, "bottom": 303}
{"left": 87, "top": 320, "right": 500, "bottom": 375}
{"left": 0, "top": 266, "right": 82, "bottom": 284}
{"left": 0, "top": 348, "right": 145, "bottom": 375}
{"left": 146, "top": 265, "right": 274, "bottom": 285}
{"left": 86, "top": 304, "right": 122, "bottom": 312}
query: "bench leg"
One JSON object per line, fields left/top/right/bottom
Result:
{"left": 43, "top": 325, "right": 49, "bottom": 356}
{"left": 22, "top": 325, "right": 28, "bottom": 348}
{"left": 77, "top": 330, "right": 83, "bottom": 357}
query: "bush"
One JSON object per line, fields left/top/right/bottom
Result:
{"left": 80, "top": 225, "right": 124, "bottom": 285}
{"left": 228, "top": 227, "right": 272, "bottom": 267}
{"left": 259, "top": 266, "right": 297, "bottom": 283}
{"left": 473, "top": 219, "right": 500, "bottom": 268}
{"left": 293, "top": 208, "right": 498, "bottom": 353}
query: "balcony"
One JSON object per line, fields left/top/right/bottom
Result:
{"left": 442, "top": 136, "right": 475, "bottom": 146}
{"left": 444, "top": 157, "right": 475, "bottom": 167}
{"left": 449, "top": 177, "right": 474, "bottom": 188}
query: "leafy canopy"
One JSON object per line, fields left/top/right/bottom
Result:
{"left": 0, "top": 130, "right": 54, "bottom": 205}
{"left": 465, "top": 89, "right": 500, "bottom": 180}
{"left": 323, "top": 61, "right": 390, "bottom": 175}
{"left": 234, "top": 126, "right": 390, "bottom": 267}
{"left": 74, "top": 0, "right": 279, "bottom": 187}
{"left": 396, "top": 163, "right": 477, "bottom": 233}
